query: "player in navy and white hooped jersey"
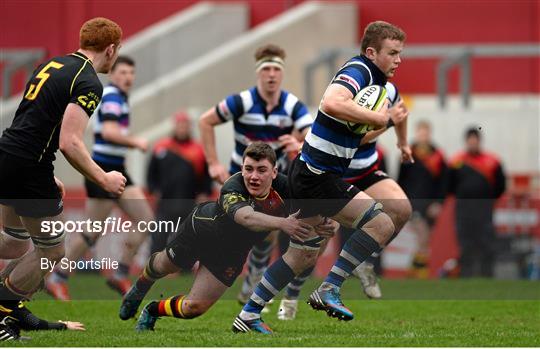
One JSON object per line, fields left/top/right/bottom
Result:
{"left": 213, "top": 85, "right": 312, "bottom": 175}
{"left": 343, "top": 81, "right": 403, "bottom": 184}
{"left": 91, "top": 83, "right": 130, "bottom": 165}
{"left": 234, "top": 21, "right": 410, "bottom": 332}
{"left": 277, "top": 81, "right": 413, "bottom": 319}
{"left": 46, "top": 56, "right": 155, "bottom": 301}
{"left": 335, "top": 81, "right": 413, "bottom": 301}
{"left": 199, "top": 44, "right": 312, "bottom": 184}
{"left": 300, "top": 54, "right": 391, "bottom": 175}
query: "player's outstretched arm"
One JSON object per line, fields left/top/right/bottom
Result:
{"left": 233, "top": 206, "right": 312, "bottom": 241}
{"left": 60, "top": 103, "right": 126, "bottom": 196}
{"left": 199, "top": 107, "right": 229, "bottom": 184}
{"left": 10, "top": 305, "right": 85, "bottom": 331}
{"left": 320, "top": 84, "right": 389, "bottom": 126}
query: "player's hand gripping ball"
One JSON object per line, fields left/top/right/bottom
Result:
{"left": 347, "top": 85, "right": 387, "bottom": 135}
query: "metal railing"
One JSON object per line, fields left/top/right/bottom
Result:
{"left": 304, "top": 44, "right": 540, "bottom": 108}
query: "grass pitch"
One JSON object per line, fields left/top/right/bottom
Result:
{"left": 4, "top": 275, "right": 539, "bottom": 347}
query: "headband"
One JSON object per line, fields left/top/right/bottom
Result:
{"left": 255, "top": 56, "right": 285, "bottom": 72}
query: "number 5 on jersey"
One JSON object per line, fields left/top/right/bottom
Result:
{"left": 25, "top": 61, "right": 64, "bottom": 101}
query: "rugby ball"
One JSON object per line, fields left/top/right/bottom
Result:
{"left": 347, "top": 85, "right": 387, "bottom": 135}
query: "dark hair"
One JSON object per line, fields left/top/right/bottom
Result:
{"left": 80, "top": 17, "right": 122, "bottom": 52}
{"left": 465, "top": 127, "right": 481, "bottom": 140}
{"left": 243, "top": 142, "right": 277, "bottom": 166}
{"left": 111, "top": 55, "right": 135, "bottom": 71}
{"left": 254, "top": 44, "right": 286, "bottom": 61}
{"left": 360, "top": 21, "right": 406, "bottom": 54}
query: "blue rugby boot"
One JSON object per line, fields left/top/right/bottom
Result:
{"left": 232, "top": 316, "right": 273, "bottom": 334}
{"left": 119, "top": 284, "right": 146, "bottom": 320}
{"left": 307, "top": 286, "right": 354, "bottom": 321}
{"left": 135, "top": 302, "right": 159, "bottom": 331}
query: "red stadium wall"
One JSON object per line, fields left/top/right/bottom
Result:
{"left": 1, "top": 0, "right": 538, "bottom": 94}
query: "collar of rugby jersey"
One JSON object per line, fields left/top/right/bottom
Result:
{"left": 359, "top": 54, "right": 388, "bottom": 86}
{"left": 108, "top": 82, "right": 129, "bottom": 100}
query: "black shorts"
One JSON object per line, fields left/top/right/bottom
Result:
{"left": 165, "top": 206, "right": 251, "bottom": 287}
{"left": 84, "top": 161, "right": 133, "bottom": 199}
{"left": 344, "top": 166, "right": 390, "bottom": 191}
{"left": 288, "top": 156, "right": 360, "bottom": 218}
{"left": 0, "top": 150, "right": 62, "bottom": 218}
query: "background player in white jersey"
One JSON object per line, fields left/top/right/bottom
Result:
{"left": 199, "top": 44, "right": 313, "bottom": 307}
{"left": 46, "top": 56, "right": 154, "bottom": 300}
{"left": 233, "top": 21, "right": 408, "bottom": 333}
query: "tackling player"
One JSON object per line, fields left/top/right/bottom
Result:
{"left": 117, "top": 142, "right": 334, "bottom": 331}
{"left": 198, "top": 44, "right": 313, "bottom": 306}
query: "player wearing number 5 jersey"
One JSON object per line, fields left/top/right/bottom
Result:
{"left": 0, "top": 18, "right": 125, "bottom": 338}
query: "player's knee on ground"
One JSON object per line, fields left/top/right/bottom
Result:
{"left": 182, "top": 299, "right": 212, "bottom": 319}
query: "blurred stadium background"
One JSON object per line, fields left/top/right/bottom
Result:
{"left": 1, "top": 0, "right": 539, "bottom": 281}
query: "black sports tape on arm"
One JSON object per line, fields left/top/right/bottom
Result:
{"left": 16, "top": 308, "right": 67, "bottom": 331}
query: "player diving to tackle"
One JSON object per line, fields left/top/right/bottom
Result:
{"left": 117, "top": 142, "right": 337, "bottom": 331}
{"left": 232, "top": 21, "right": 408, "bottom": 333}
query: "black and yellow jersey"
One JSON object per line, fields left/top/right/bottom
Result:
{"left": 0, "top": 52, "right": 102, "bottom": 164}
{"left": 194, "top": 172, "right": 290, "bottom": 246}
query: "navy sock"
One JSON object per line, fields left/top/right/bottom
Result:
{"left": 285, "top": 266, "right": 314, "bottom": 300}
{"left": 323, "top": 229, "right": 380, "bottom": 289}
{"left": 240, "top": 257, "right": 295, "bottom": 319}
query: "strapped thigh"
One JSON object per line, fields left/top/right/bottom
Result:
{"left": 289, "top": 236, "right": 325, "bottom": 251}
{"left": 1, "top": 227, "right": 30, "bottom": 241}
{"left": 31, "top": 229, "right": 66, "bottom": 248}
{"left": 352, "top": 202, "right": 384, "bottom": 229}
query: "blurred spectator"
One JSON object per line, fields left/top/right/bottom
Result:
{"left": 147, "top": 111, "right": 212, "bottom": 253}
{"left": 398, "top": 120, "right": 447, "bottom": 278}
{"left": 448, "top": 127, "right": 506, "bottom": 277}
